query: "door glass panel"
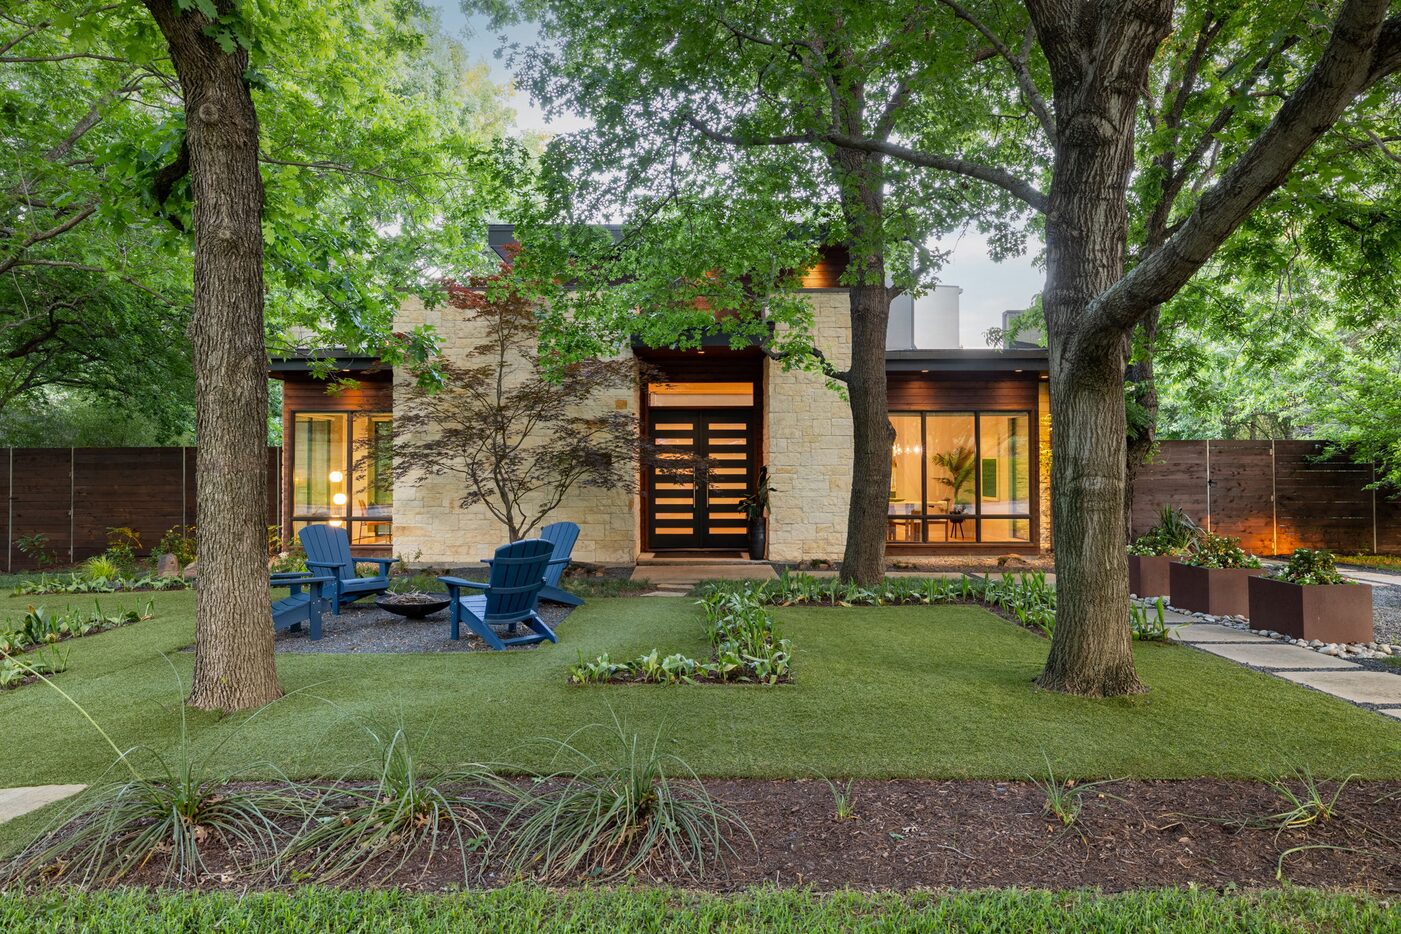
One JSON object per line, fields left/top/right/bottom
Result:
{"left": 979, "top": 518, "right": 1032, "bottom": 543}
{"left": 352, "top": 414, "right": 393, "bottom": 520}
{"left": 293, "top": 414, "right": 348, "bottom": 519}
{"left": 924, "top": 414, "right": 976, "bottom": 517}
{"left": 977, "top": 414, "right": 1031, "bottom": 516}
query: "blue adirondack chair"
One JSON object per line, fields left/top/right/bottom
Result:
{"left": 482, "top": 522, "right": 583, "bottom": 607}
{"left": 270, "top": 574, "right": 334, "bottom": 641}
{"left": 299, "top": 524, "right": 398, "bottom": 614}
{"left": 440, "top": 539, "right": 558, "bottom": 649}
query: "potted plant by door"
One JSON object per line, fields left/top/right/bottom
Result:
{"left": 1127, "top": 505, "right": 1200, "bottom": 599}
{"left": 1168, "top": 533, "right": 1266, "bottom": 617}
{"left": 1248, "top": 549, "right": 1373, "bottom": 642}
{"left": 740, "top": 467, "right": 776, "bottom": 561}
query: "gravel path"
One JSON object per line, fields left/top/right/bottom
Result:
{"left": 1373, "top": 582, "right": 1401, "bottom": 646}
{"left": 274, "top": 599, "right": 574, "bottom": 654}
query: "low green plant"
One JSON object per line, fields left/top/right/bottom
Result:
{"left": 1181, "top": 533, "right": 1261, "bottom": 569}
{"left": 155, "top": 524, "right": 197, "bottom": 566}
{"left": 1032, "top": 755, "right": 1119, "bottom": 829}
{"left": 81, "top": 554, "right": 122, "bottom": 583}
{"left": 15, "top": 532, "right": 58, "bottom": 569}
{"left": 1130, "top": 599, "right": 1169, "bottom": 641}
{"left": 13, "top": 574, "right": 188, "bottom": 596}
{"left": 1272, "top": 549, "right": 1348, "bottom": 586}
{"left": 281, "top": 727, "right": 502, "bottom": 884}
{"left": 501, "top": 719, "right": 749, "bottom": 881}
{"left": 822, "top": 776, "right": 857, "bottom": 820}
{"left": 389, "top": 570, "right": 445, "bottom": 594}
{"left": 3, "top": 667, "right": 301, "bottom": 885}
{"left": 103, "top": 527, "right": 144, "bottom": 576}
{"left": 1127, "top": 505, "right": 1201, "bottom": 557}
{"left": 1258, "top": 767, "right": 1355, "bottom": 834}
{"left": 0, "top": 602, "right": 152, "bottom": 659}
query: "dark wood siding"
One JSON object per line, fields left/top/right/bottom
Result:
{"left": 887, "top": 373, "right": 1041, "bottom": 410}
{"left": 278, "top": 373, "right": 393, "bottom": 556}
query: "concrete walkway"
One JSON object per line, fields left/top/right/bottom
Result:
{"left": 0, "top": 784, "right": 85, "bottom": 823}
{"left": 1170, "top": 622, "right": 1401, "bottom": 719}
{"left": 631, "top": 562, "right": 777, "bottom": 596}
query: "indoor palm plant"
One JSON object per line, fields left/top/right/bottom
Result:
{"left": 1247, "top": 549, "right": 1372, "bottom": 642}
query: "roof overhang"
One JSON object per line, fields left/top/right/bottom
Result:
{"left": 268, "top": 351, "right": 389, "bottom": 375}
{"left": 885, "top": 348, "right": 1049, "bottom": 374}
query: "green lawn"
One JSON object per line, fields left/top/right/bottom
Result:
{"left": 2, "top": 589, "right": 1399, "bottom": 797}
{"left": 1, "top": 886, "right": 1395, "bottom": 933}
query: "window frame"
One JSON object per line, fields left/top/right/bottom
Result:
{"left": 289, "top": 409, "right": 393, "bottom": 545}
{"left": 888, "top": 409, "right": 1035, "bottom": 545}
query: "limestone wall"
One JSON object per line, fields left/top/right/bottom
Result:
{"left": 391, "top": 296, "right": 639, "bottom": 567}
{"left": 765, "top": 291, "right": 855, "bottom": 563}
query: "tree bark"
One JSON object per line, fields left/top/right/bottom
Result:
{"left": 835, "top": 145, "right": 892, "bottom": 586}
{"left": 841, "top": 279, "right": 894, "bottom": 584}
{"left": 143, "top": 0, "right": 281, "bottom": 710}
{"left": 1028, "top": 0, "right": 1172, "bottom": 696}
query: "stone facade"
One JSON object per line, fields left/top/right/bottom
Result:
{"left": 391, "top": 296, "right": 639, "bottom": 567}
{"left": 765, "top": 291, "right": 855, "bottom": 563}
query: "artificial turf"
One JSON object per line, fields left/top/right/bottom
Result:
{"left": 1, "top": 590, "right": 1399, "bottom": 799}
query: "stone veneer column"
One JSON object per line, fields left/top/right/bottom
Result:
{"left": 391, "top": 296, "right": 639, "bottom": 568}
{"left": 764, "top": 291, "right": 855, "bottom": 564}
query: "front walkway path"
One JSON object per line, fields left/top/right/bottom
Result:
{"left": 631, "top": 563, "right": 777, "bottom": 596}
{"left": 0, "top": 784, "right": 84, "bottom": 823}
{"left": 1170, "top": 622, "right": 1401, "bottom": 720}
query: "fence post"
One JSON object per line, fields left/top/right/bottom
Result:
{"left": 1374, "top": 462, "right": 1379, "bottom": 555}
{"left": 1204, "top": 440, "right": 1212, "bottom": 534}
{"left": 1270, "top": 440, "right": 1278, "bottom": 556}
{"left": 69, "top": 447, "right": 75, "bottom": 564}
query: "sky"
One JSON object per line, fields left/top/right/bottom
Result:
{"left": 432, "top": 2, "right": 1045, "bottom": 347}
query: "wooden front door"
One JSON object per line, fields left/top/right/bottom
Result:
{"left": 646, "top": 410, "right": 754, "bottom": 550}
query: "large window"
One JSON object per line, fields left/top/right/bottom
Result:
{"left": 887, "top": 411, "right": 1032, "bottom": 544}
{"left": 293, "top": 412, "right": 392, "bottom": 546}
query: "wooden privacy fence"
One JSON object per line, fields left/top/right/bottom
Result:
{"left": 1132, "top": 440, "right": 1401, "bottom": 556}
{"left": 3, "top": 447, "right": 282, "bottom": 572}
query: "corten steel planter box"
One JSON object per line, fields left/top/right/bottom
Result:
{"left": 1247, "top": 575, "right": 1374, "bottom": 643}
{"left": 1168, "top": 562, "right": 1267, "bottom": 618}
{"left": 1128, "top": 555, "right": 1173, "bottom": 599}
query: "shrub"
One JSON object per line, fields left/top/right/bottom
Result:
{"left": 103, "top": 527, "right": 143, "bottom": 576}
{"left": 1273, "top": 549, "right": 1348, "bottom": 586}
{"left": 1127, "top": 505, "right": 1200, "bottom": 557}
{"left": 156, "top": 525, "right": 197, "bottom": 566}
{"left": 269, "top": 541, "right": 308, "bottom": 575}
{"left": 501, "top": 720, "right": 748, "bottom": 881}
{"left": 81, "top": 555, "right": 122, "bottom": 583}
{"left": 1181, "top": 533, "right": 1261, "bottom": 569}
{"left": 15, "top": 533, "right": 57, "bottom": 569}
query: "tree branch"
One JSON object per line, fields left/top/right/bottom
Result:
{"left": 934, "top": 0, "right": 1057, "bottom": 144}
{"left": 1091, "top": 3, "right": 1401, "bottom": 336}
{"left": 823, "top": 132, "right": 1048, "bottom": 212}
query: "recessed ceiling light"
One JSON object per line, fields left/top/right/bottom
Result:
{"left": 920, "top": 369, "right": 929, "bottom": 373}
{"left": 1014, "top": 369, "right": 1023, "bottom": 373}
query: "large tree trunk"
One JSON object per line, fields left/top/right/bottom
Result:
{"left": 144, "top": 0, "right": 282, "bottom": 710}
{"left": 840, "top": 279, "right": 893, "bottom": 584}
{"left": 1031, "top": 3, "right": 1170, "bottom": 696}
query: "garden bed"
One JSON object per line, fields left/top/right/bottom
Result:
{"left": 12, "top": 776, "right": 1400, "bottom": 893}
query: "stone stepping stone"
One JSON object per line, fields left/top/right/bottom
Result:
{"left": 0, "top": 784, "right": 85, "bottom": 823}
{"left": 1274, "top": 670, "right": 1401, "bottom": 706}
{"left": 1167, "top": 623, "right": 1274, "bottom": 643}
{"left": 1194, "top": 642, "right": 1360, "bottom": 669}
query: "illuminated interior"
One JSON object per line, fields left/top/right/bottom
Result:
{"left": 292, "top": 411, "right": 393, "bottom": 546}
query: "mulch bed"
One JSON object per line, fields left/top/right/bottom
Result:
{"left": 18, "top": 778, "right": 1400, "bottom": 893}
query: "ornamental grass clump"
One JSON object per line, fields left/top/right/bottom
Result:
{"left": 501, "top": 719, "right": 748, "bottom": 881}
{"left": 1127, "top": 505, "right": 1201, "bottom": 557}
{"left": 279, "top": 726, "right": 508, "bottom": 884}
{"left": 2, "top": 669, "right": 302, "bottom": 886}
